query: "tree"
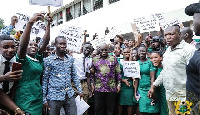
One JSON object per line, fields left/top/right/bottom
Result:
{"left": 0, "top": 18, "right": 5, "bottom": 30}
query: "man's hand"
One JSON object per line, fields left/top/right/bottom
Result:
{"left": 29, "top": 13, "right": 45, "bottom": 23}
{"left": 4, "top": 70, "right": 23, "bottom": 81}
{"left": 79, "top": 93, "right": 84, "bottom": 101}
{"left": 15, "top": 108, "right": 25, "bottom": 115}
{"left": 11, "top": 16, "right": 18, "bottom": 26}
{"left": 117, "top": 86, "right": 120, "bottom": 93}
{"left": 148, "top": 85, "right": 155, "bottom": 99}
{"left": 43, "top": 102, "right": 50, "bottom": 112}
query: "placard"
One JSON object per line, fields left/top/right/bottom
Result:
{"left": 14, "top": 13, "right": 46, "bottom": 38}
{"left": 104, "top": 27, "right": 121, "bottom": 43}
{"left": 123, "top": 61, "right": 140, "bottom": 78}
{"left": 58, "top": 26, "right": 83, "bottom": 53}
{"left": 90, "top": 37, "right": 107, "bottom": 49}
{"left": 162, "top": 18, "right": 181, "bottom": 30}
{"left": 29, "top": 0, "right": 63, "bottom": 7}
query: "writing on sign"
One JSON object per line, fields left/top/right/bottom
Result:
{"left": 29, "top": 0, "right": 63, "bottom": 7}
{"left": 123, "top": 61, "right": 140, "bottom": 78}
{"left": 162, "top": 18, "right": 181, "bottom": 30}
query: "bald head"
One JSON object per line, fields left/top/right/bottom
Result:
{"left": 180, "top": 27, "right": 194, "bottom": 43}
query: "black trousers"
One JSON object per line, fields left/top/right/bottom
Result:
{"left": 94, "top": 92, "right": 116, "bottom": 115}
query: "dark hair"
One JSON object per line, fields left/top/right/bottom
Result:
{"left": 0, "top": 35, "right": 14, "bottom": 43}
{"left": 55, "top": 36, "right": 66, "bottom": 43}
{"left": 151, "top": 50, "right": 163, "bottom": 57}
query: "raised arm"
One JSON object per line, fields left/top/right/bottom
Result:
{"left": 38, "top": 14, "right": 52, "bottom": 55}
{"left": 17, "top": 13, "right": 45, "bottom": 59}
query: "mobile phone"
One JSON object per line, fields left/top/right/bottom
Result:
{"left": 12, "top": 62, "right": 22, "bottom": 71}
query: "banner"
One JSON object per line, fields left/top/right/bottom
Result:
{"left": 123, "top": 61, "right": 140, "bottom": 78}
{"left": 29, "top": 0, "right": 63, "bottom": 7}
{"left": 14, "top": 13, "right": 46, "bottom": 38}
{"left": 58, "top": 26, "right": 83, "bottom": 53}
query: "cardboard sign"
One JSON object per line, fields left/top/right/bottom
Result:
{"left": 58, "top": 26, "right": 83, "bottom": 53}
{"left": 162, "top": 18, "right": 181, "bottom": 30}
{"left": 151, "top": 13, "right": 165, "bottom": 26}
{"left": 131, "top": 23, "right": 139, "bottom": 42}
{"left": 15, "top": 13, "right": 46, "bottom": 38}
{"left": 29, "top": 0, "right": 63, "bottom": 7}
{"left": 123, "top": 61, "right": 140, "bottom": 78}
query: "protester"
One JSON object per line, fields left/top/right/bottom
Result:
{"left": 148, "top": 25, "right": 196, "bottom": 114}
{"left": 118, "top": 47, "right": 137, "bottom": 115}
{"left": 123, "top": 39, "right": 129, "bottom": 48}
{"left": 180, "top": 27, "right": 196, "bottom": 46}
{"left": 72, "top": 42, "right": 93, "bottom": 115}
{"left": 42, "top": 36, "right": 83, "bottom": 115}
{"left": 91, "top": 43, "right": 121, "bottom": 115}
{"left": 0, "top": 16, "right": 18, "bottom": 35}
{"left": 134, "top": 45, "right": 160, "bottom": 114}
{"left": 128, "top": 39, "right": 135, "bottom": 48}
{"left": 185, "top": 2, "right": 200, "bottom": 114}
{"left": 14, "top": 13, "right": 52, "bottom": 115}
{"left": 149, "top": 51, "right": 168, "bottom": 115}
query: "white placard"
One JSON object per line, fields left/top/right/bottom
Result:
{"left": 123, "top": 61, "right": 140, "bottom": 78}
{"left": 75, "top": 95, "right": 90, "bottom": 115}
{"left": 104, "top": 27, "right": 121, "bottom": 43}
{"left": 162, "top": 18, "right": 181, "bottom": 30}
{"left": 14, "top": 13, "right": 46, "bottom": 38}
{"left": 58, "top": 26, "right": 83, "bottom": 53}
{"left": 90, "top": 37, "right": 107, "bottom": 49}
{"left": 29, "top": 0, "right": 63, "bottom": 7}
{"left": 151, "top": 13, "right": 165, "bottom": 26}
{"left": 134, "top": 16, "right": 160, "bottom": 33}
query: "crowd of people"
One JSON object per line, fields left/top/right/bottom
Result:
{"left": 0, "top": 1, "right": 200, "bottom": 115}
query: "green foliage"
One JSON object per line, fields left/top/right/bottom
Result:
{"left": 0, "top": 18, "right": 5, "bottom": 30}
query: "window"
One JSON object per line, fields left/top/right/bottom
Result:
{"left": 109, "top": 0, "right": 120, "bottom": 4}
{"left": 83, "top": 0, "right": 92, "bottom": 15}
{"left": 74, "top": 2, "right": 81, "bottom": 18}
{"left": 51, "top": 14, "right": 58, "bottom": 27}
{"left": 58, "top": 11, "right": 63, "bottom": 25}
{"left": 93, "top": 0, "right": 103, "bottom": 11}
{"left": 66, "top": 7, "right": 73, "bottom": 21}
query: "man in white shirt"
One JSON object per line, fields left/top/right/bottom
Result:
{"left": 73, "top": 42, "right": 93, "bottom": 115}
{"left": 148, "top": 25, "right": 196, "bottom": 115}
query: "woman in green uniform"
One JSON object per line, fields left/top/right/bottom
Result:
{"left": 118, "top": 47, "right": 137, "bottom": 115}
{"left": 134, "top": 45, "right": 160, "bottom": 115}
{"left": 150, "top": 51, "right": 168, "bottom": 115}
{"left": 14, "top": 13, "right": 52, "bottom": 115}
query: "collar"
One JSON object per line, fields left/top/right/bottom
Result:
{"left": 53, "top": 53, "right": 68, "bottom": 60}
{"left": 0, "top": 54, "right": 16, "bottom": 63}
{"left": 26, "top": 55, "right": 39, "bottom": 62}
{"left": 169, "top": 40, "right": 185, "bottom": 51}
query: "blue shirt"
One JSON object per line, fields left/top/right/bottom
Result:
{"left": 0, "top": 25, "right": 14, "bottom": 35}
{"left": 42, "top": 54, "right": 82, "bottom": 104}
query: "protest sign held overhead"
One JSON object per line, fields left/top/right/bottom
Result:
{"left": 58, "top": 26, "right": 83, "bottom": 53}
{"left": 90, "top": 37, "right": 107, "bottom": 49}
{"left": 14, "top": 13, "right": 46, "bottom": 38}
{"left": 123, "top": 61, "right": 140, "bottom": 78}
{"left": 104, "top": 27, "right": 121, "bottom": 43}
{"left": 162, "top": 18, "right": 182, "bottom": 30}
{"left": 29, "top": 0, "right": 63, "bottom": 7}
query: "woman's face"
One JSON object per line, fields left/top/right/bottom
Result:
{"left": 138, "top": 47, "right": 147, "bottom": 59}
{"left": 114, "top": 45, "right": 121, "bottom": 57}
{"left": 150, "top": 52, "right": 162, "bottom": 67}
{"left": 27, "top": 41, "right": 38, "bottom": 56}
{"left": 123, "top": 48, "right": 130, "bottom": 59}
{"left": 132, "top": 50, "right": 138, "bottom": 61}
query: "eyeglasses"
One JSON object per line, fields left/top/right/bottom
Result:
{"left": 100, "top": 49, "right": 108, "bottom": 52}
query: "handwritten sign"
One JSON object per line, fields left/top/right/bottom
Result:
{"left": 58, "top": 26, "right": 83, "bottom": 53}
{"left": 29, "top": 0, "right": 63, "bottom": 7}
{"left": 104, "top": 27, "right": 121, "bottom": 43}
{"left": 151, "top": 13, "right": 165, "bottom": 26}
{"left": 14, "top": 13, "right": 46, "bottom": 38}
{"left": 90, "top": 37, "right": 107, "bottom": 49}
{"left": 162, "top": 18, "right": 181, "bottom": 30}
{"left": 133, "top": 16, "right": 160, "bottom": 33}
{"left": 123, "top": 61, "right": 140, "bottom": 78}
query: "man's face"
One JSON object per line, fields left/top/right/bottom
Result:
{"left": 193, "top": 13, "right": 200, "bottom": 36}
{"left": 164, "top": 27, "right": 181, "bottom": 48}
{"left": 129, "top": 40, "right": 135, "bottom": 47}
{"left": 0, "top": 40, "right": 16, "bottom": 60}
{"left": 99, "top": 44, "right": 109, "bottom": 58}
{"left": 55, "top": 38, "right": 67, "bottom": 53}
{"left": 123, "top": 40, "right": 129, "bottom": 47}
{"left": 83, "top": 44, "right": 92, "bottom": 57}
{"left": 152, "top": 41, "right": 160, "bottom": 49}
